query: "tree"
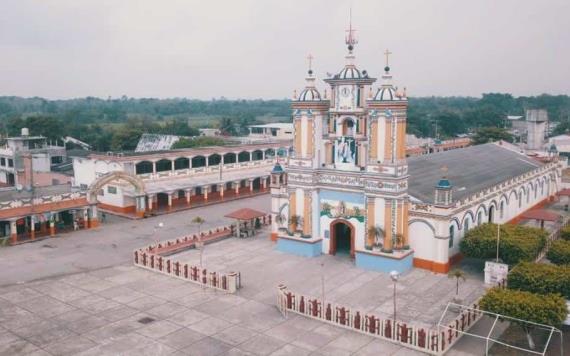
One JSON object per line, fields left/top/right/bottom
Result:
{"left": 288, "top": 215, "right": 303, "bottom": 232}
{"left": 479, "top": 288, "right": 567, "bottom": 349}
{"left": 275, "top": 213, "right": 286, "bottom": 229}
{"left": 192, "top": 216, "right": 206, "bottom": 267}
{"left": 546, "top": 240, "right": 570, "bottom": 265}
{"left": 171, "top": 136, "right": 226, "bottom": 149}
{"left": 508, "top": 262, "right": 570, "bottom": 299}
{"left": 472, "top": 127, "right": 513, "bottom": 145}
{"left": 459, "top": 223, "right": 547, "bottom": 265}
{"left": 448, "top": 268, "right": 466, "bottom": 297}
{"left": 367, "top": 225, "right": 384, "bottom": 250}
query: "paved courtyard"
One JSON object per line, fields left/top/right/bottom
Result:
{"left": 174, "top": 231, "right": 485, "bottom": 328}
{"left": 0, "top": 194, "right": 488, "bottom": 355}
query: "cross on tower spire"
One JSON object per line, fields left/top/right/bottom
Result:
{"left": 384, "top": 49, "right": 393, "bottom": 68}
{"left": 306, "top": 53, "right": 314, "bottom": 74}
{"left": 345, "top": 7, "right": 358, "bottom": 52}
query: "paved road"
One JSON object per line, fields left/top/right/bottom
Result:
{"left": 0, "top": 195, "right": 270, "bottom": 286}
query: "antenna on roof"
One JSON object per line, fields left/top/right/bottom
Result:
{"left": 345, "top": 6, "right": 357, "bottom": 52}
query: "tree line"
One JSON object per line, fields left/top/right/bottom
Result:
{"left": 0, "top": 93, "right": 568, "bottom": 151}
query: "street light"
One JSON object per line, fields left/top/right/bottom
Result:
{"left": 390, "top": 270, "right": 399, "bottom": 338}
{"left": 320, "top": 261, "right": 325, "bottom": 313}
{"left": 153, "top": 222, "right": 164, "bottom": 246}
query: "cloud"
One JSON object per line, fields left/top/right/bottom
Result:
{"left": 0, "top": 0, "right": 568, "bottom": 99}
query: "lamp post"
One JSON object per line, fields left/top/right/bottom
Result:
{"left": 153, "top": 222, "right": 164, "bottom": 246}
{"left": 320, "top": 261, "right": 325, "bottom": 314}
{"left": 390, "top": 270, "right": 399, "bottom": 338}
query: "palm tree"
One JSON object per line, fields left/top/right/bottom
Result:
{"left": 393, "top": 233, "right": 404, "bottom": 250}
{"left": 275, "top": 213, "right": 286, "bottom": 229}
{"left": 192, "top": 216, "right": 206, "bottom": 267}
{"left": 448, "top": 268, "right": 466, "bottom": 297}
{"left": 289, "top": 215, "right": 303, "bottom": 232}
{"left": 367, "top": 225, "right": 384, "bottom": 250}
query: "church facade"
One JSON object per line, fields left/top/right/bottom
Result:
{"left": 271, "top": 36, "right": 414, "bottom": 273}
{"left": 270, "top": 35, "right": 565, "bottom": 274}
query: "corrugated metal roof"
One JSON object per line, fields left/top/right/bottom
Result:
{"left": 408, "top": 143, "right": 543, "bottom": 203}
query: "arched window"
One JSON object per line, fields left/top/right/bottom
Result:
{"left": 527, "top": 189, "right": 530, "bottom": 203}
{"left": 155, "top": 159, "right": 172, "bottom": 172}
{"left": 192, "top": 156, "right": 206, "bottom": 168}
{"left": 464, "top": 219, "right": 469, "bottom": 232}
{"left": 477, "top": 211, "right": 482, "bottom": 225}
{"left": 518, "top": 192, "right": 523, "bottom": 208}
{"left": 264, "top": 148, "right": 275, "bottom": 158}
{"left": 135, "top": 161, "right": 153, "bottom": 175}
{"left": 342, "top": 118, "right": 355, "bottom": 136}
{"left": 238, "top": 151, "right": 250, "bottom": 162}
{"left": 208, "top": 154, "right": 221, "bottom": 166}
{"left": 534, "top": 184, "right": 538, "bottom": 199}
{"left": 174, "top": 157, "right": 189, "bottom": 170}
{"left": 449, "top": 225, "right": 455, "bottom": 248}
{"left": 223, "top": 152, "right": 236, "bottom": 164}
{"left": 500, "top": 201, "right": 505, "bottom": 219}
{"left": 251, "top": 150, "right": 263, "bottom": 161}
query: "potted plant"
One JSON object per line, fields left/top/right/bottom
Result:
{"left": 289, "top": 215, "right": 303, "bottom": 234}
{"left": 275, "top": 213, "right": 287, "bottom": 232}
{"left": 393, "top": 233, "right": 404, "bottom": 250}
{"left": 367, "top": 225, "right": 384, "bottom": 251}
{"left": 448, "top": 268, "right": 466, "bottom": 311}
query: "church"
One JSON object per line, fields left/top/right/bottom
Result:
{"left": 270, "top": 29, "right": 564, "bottom": 274}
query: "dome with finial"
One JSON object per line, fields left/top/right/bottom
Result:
{"left": 371, "top": 54, "right": 407, "bottom": 102}
{"left": 271, "top": 162, "right": 284, "bottom": 173}
{"left": 297, "top": 55, "right": 322, "bottom": 102}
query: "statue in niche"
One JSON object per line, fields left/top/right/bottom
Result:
{"left": 335, "top": 136, "right": 355, "bottom": 164}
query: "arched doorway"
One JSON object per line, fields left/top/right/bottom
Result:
{"left": 330, "top": 220, "right": 355, "bottom": 258}
{"left": 488, "top": 205, "right": 495, "bottom": 223}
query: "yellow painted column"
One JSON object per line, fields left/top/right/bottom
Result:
{"left": 294, "top": 120, "right": 302, "bottom": 156}
{"left": 303, "top": 191, "right": 312, "bottom": 236}
{"left": 397, "top": 200, "right": 404, "bottom": 249}
{"left": 384, "top": 118, "right": 393, "bottom": 163}
{"left": 370, "top": 121, "right": 378, "bottom": 160}
{"left": 366, "top": 199, "right": 375, "bottom": 248}
{"left": 289, "top": 192, "right": 297, "bottom": 231}
{"left": 403, "top": 200, "right": 410, "bottom": 248}
{"left": 306, "top": 120, "right": 313, "bottom": 158}
{"left": 325, "top": 142, "right": 332, "bottom": 164}
{"left": 396, "top": 120, "right": 407, "bottom": 160}
{"left": 383, "top": 200, "right": 393, "bottom": 252}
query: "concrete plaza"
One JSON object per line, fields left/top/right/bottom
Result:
{"left": 0, "top": 194, "right": 486, "bottom": 355}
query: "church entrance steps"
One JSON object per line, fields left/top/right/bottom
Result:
{"left": 276, "top": 284, "right": 483, "bottom": 355}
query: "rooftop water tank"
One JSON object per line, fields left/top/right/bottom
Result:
{"left": 21, "top": 127, "right": 29, "bottom": 137}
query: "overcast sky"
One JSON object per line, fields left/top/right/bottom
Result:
{"left": 0, "top": 0, "right": 568, "bottom": 100}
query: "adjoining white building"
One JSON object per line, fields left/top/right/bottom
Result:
{"left": 72, "top": 142, "right": 291, "bottom": 218}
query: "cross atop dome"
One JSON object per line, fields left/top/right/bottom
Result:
{"left": 345, "top": 8, "right": 358, "bottom": 53}
{"left": 306, "top": 53, "right": 314, "bottom": 75}
{"left": 384, "top": 49, "right": 392, "bottom": 72}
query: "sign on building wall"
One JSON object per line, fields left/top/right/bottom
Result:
{"left": 484, "top": 261, "right": 509, "bottom": 286}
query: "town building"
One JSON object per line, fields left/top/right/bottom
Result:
{"left": 270, "top": 31, "right": 564, "bottom": 274}
{"left": 248, "top": 123, "right": 294, "bottom": 140}
{"left": 72, "top": 142, "right": 291, "bottom": 218}
{"left": 0, "top": 128, "right": 68, "bottom": 187}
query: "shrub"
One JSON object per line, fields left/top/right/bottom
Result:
{"left": 459, "top": 224, "right": 547, "bottom": 265}
{"left": 479, "top": 288, "right": 567, "bottom": 327}
{"left": 560, "top": 225, "right": 570, "bottom": 241}
{"left": 546, "top": 240, "right": 570, "bottom": 265}
{"left": 508, "top": 262, "right": 570, "bottom": 299}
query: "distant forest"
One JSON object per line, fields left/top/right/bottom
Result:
{"left": 0, "top": 93, "right": 568, "bottom": 152}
